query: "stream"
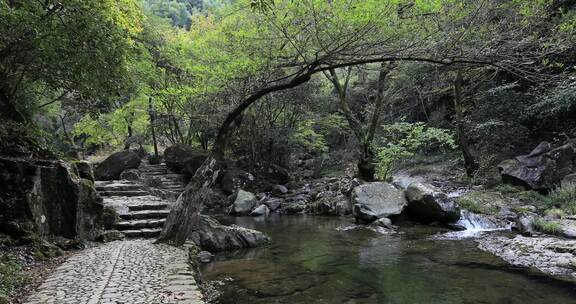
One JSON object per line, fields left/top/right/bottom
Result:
{"left": 200, "top": 215, "right": 576, "bottom": 303}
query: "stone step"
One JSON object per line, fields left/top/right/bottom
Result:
{"left": 98, "top": 190, "right": 149, "bottom": 197}
{"left": 122, "top": 228, "right": 162, "bottom": 238}
{"left": 164, "top": 184, "right": 186, "bottom": 189}
{"left": 129, "top": 203, "right": 169, "bottom": 211}
{"left": 119, "top": 210, "right": 170, "bottom": 220}
{"left": 116, "top": 219, "right": 166, "bottom": 230}
{"left": 141, "top": 171, "right": 169, "bottom": 175}
{"left": 96, "top": 185, "right": 142, "bottom": 192}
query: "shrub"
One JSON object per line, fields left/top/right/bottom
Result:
{"left": 544, "top": 183, "right": 576, "bottom": 214}
{"left": 532, "top": 218, "right": 562, "bottom": 235}
{"left": 456, "top": 196, "right": 499, "bottom": 215}
{"left": 374, "top": 121, "right": 455, "bottom": 180}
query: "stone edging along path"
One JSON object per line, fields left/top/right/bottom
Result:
{"left": 23, "top": 240, "right": 204, "bottom": 304}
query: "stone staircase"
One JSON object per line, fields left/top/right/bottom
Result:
{"left": 139, "top": 161, "right": 188, "bottom": 197}
{"left": 95, "top": 180, "right": 171, "bottom": 238}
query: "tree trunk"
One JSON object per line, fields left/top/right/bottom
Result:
{"left": 327, "top": 63, "right": 395, "bottom": 182}
{"left": 453, "top": 70, "right": 479, "bottom": 177}
{"left": 149, "top": 97, "right": 159, "bottom": 158}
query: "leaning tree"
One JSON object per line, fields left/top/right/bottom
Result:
{"left": 157, "top": 0, "right": 576, "bottom": 245}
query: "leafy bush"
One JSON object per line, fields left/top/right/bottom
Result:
{"left": 532, "top": 218, "right": 562, "bottom": 236}
{"left": 374, "top": 121, "right": 455, "bottom": 179}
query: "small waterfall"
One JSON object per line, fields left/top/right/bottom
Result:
{"left": 457, "top": 210, "right": 503, "bottom": 231}
{"left": 435, "top": 210, "right": 511, "bottom": 240}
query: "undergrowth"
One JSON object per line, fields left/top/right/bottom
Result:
{"left": 0, "top": 254, "right": 28, "bottom": 304}
{"left": 532, "top": 218, "right": 562, "bottom": 235}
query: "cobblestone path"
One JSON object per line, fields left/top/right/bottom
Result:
{"left": 24, "top": 240, "right": 204, "bottom": 304}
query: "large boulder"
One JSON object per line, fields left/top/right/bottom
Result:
{"left": 405, "top": 182, "right": 460, "bottom": 224}
{"left": 498, "top": 142, "right": 576, "bottom": 191}
{"left": 164, "top": 144, "right": 207, "bottom": 175}
{"left": 94, "top": 150, "right": 141, "bottom": 181}
{"left": 220, "top": 169, "right": 255, "bottom": 194}
{"left": 0, "top": 158, "right": 105, "bottom": 240}
{"left": 188, "top": 215, "right": 269, "bottom": 252}
{"left": 351, "top": 182, "right": 407, "bottom": 223}
{"left": 231, "top": 190, "right": 257, "bottom": 215}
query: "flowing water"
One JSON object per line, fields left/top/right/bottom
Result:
{"left": 200, "top": 215, "right": 576, "bottom": 304}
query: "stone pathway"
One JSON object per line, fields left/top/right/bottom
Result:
{"left": 24, "top": 240, "right": 204, "bottom": 304}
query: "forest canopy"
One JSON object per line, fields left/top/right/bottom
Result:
{"left": 0, "top": 0, "right": 574, "bottom": 169}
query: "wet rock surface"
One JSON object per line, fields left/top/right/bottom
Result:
{"left": 188, "top": 216, "right": 269, "bottom": 252}
{"left": 23, "top": 240, "right": 204, "bottom": 304}
{"left": 351, "top": 182, "right": 406, "bottom": 223}
{"left": 478, "top": 235, "right": 576, "bottom": 280}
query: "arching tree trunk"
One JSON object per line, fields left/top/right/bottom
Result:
{"left": 156, "top": 72, "right": 312, "bottom": 245}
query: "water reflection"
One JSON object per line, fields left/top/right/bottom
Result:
{"left": 201, "top": 215, "right": 576, "bottom": 304}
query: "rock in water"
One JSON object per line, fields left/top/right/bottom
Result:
{"left": 498, "top": 141, "right": 576, "bottom": 191}
{"left": 351, "top": 182, "right": 407, "bottom": 223}
{"left": 163, "top": 144, "right": 207, "bottom": 175}
{"left": 231, "top": 190, "right": 257, "bottom": 215}
{"left": 405, "top": 182, "right": 460, "bottom": 224}
{"left": 94, "top": 150, "right": 141, "bottom": 181}
{"left": 197, "top": 251, "right": 214, "bottom": 263}
{"left": 250, "top": 204, "right": 270, "bottom": 216}
{"left": 188, "top": 215, "right": 269, "bottom": 252}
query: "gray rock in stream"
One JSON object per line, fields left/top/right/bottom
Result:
{"left": 231, "top": 190, "right": 257, "bottom": 215}
{"left": 405, "top": 182, "right": 460, "bottom": 224}
{"left": 251, "top": 204, "right": 270, "bottom": 216}
{"left": 352, "top": 182, "right": 407, "bottom": 223}
{"left": 478, "top": 235, "right": 576, "bottom": 280}
{"left": 188, "top": 215, "right": 269, "bottom": 252}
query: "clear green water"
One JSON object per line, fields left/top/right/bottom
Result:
{"left": 200, "top": 215, "right": 576, "bottom": 304}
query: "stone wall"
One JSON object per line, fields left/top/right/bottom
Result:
{"left": 0, "top": 157, "right": 104, "bottom": 240}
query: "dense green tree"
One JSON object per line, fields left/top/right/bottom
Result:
{"left": 0, "top": 0, "right": 143, "bottom": 122}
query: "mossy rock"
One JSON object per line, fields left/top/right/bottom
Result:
{"left": 101, "top": 206, "right": 120, "bottom": 230}
{"left": 456, "top": 190, "right": 505, "bottom": 215}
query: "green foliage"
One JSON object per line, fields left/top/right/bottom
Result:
{"left": 292, "top": 113, "right": 348, "bottom": 155}
{"left": 0, "top": 254, "right": 28, "bottom": 304}
{"left": 543, "top": 183, "right": 576, "bottom": 214}
{"left": 0, "top": 0, "right": 144, "bottom": 118}
{"left": 73, "top": 96, "right": 149, "bottom": 147}
{"left": 524, "top": 87, "right": 576, "bottom": 120}
{"left": 375, "top": 121, "right": 455, "bottom": 179}
{"left": 293, "top": 119, "right": 329, "bottom": 154}
{"left": 532, "top": 218, "right": 562, "bottom": 236}
{"left": 455, "top": 192, "right": 501, "bottom": 215}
